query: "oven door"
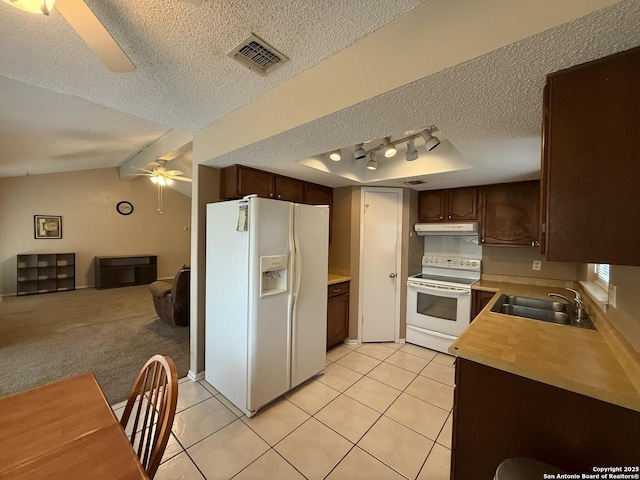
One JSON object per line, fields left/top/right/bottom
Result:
{"left": 406, "top": 280, "right": 471, "bottom": 337}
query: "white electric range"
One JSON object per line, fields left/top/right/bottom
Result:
{"left": 406, "top": 255, "right": 481, "bottom": 353}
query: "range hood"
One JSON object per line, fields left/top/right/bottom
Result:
{"left": 415, "top": 222, "right": 478, "bottom": 236}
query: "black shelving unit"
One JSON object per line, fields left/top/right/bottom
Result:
{"left": 17, "top": 253, "right": 76, "bottom": 296}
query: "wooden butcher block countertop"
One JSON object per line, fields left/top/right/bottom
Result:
{"left": 327, "top": 269, "right": 351, "bottom": 285}
{"left": 450, "top": 278, "right": 640, "bottom": 412}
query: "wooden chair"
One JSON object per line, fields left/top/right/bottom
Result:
{"left": 120, "top": 355, "right": 178, "bottom": 479}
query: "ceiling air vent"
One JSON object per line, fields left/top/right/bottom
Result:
{"left": 405, "top": 180, "right": 426, "bottom": 186}
{"left": 227, "top": 34, "right": 289, "bottom": 76}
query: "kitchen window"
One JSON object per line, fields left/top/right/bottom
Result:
{"left": 594, "top": 263, "right": 610, "bottom": 290}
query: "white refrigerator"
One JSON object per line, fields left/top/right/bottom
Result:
{"left": 205, "top": 196, "right": 329, "bottom": 417}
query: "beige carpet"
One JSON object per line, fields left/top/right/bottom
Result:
{"left": 0, "top": 285, "right": 189, "bottom": 404}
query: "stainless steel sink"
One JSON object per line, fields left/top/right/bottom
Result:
{"left": 497, "top": 304, "right": 571, "bottom": 324}
{"left": 498, "top": 295, "right": 568, "bottom": 312}
{"left": 490, "top": 294, "right": 596, "bottom": 330}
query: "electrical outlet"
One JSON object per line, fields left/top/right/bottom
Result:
{"left": 608, "top": 284, "right": 617, "bottom": 308}
{"left": 532, "top": 260, "right": 542, "bottom": 271}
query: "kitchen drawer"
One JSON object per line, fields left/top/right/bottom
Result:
{"left": 328, "top": 282, "right": 349, "bottom": 298}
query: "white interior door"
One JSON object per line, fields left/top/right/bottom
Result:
{"left": 360, "top": 188, "right": 402, "bottom": 343}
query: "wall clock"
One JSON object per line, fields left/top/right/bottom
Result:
{"left": 116, "top": 201, "right": 134, "bottom": 216}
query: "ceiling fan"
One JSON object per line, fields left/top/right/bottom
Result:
{"left": 130, "top": 159, "right": 192, "bottom": 185}
{"left": 128, "top": 159, "right": 191, "bottom": 213}
{"left": 3, "top": 0, "right": 203, "bottom": 73}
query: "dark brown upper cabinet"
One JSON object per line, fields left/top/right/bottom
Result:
{"left": 304, "top": 182, "right": 332, "bottom": 207}
{"left": 480, "top": 181, "right": 540, "bottom": 247}
{"left": 418, "top": 187, "right": 477, "bottom": 222}
{"left": 542, "top": 46, "right": 640, "bottom": 265}
{"left": 220, "top": 165, "right": 275, "bottom": 199}
{"left": 274, "top": 175, "right": 304, "bottom": 203}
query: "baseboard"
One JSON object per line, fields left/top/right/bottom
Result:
{"left": 343, "top": 339, "right": 359, "bottom": 346}
{"left": 188, "top": 370, "right": 205, "bottom": 382}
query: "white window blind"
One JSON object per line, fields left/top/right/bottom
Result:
{"left": 595, "top": 263, "right": 610, "bottom": 288}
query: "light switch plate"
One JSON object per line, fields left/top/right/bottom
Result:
{"left": 532, "top": 260, "right": 542, "bottom": 271}
{"left": 608, "top": 284, "right": 617, "bottom": 308}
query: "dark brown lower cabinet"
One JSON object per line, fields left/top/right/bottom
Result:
{"left": 471, "top": 289, "right": 495, "bottom": 319}
{"left": 327, "top": 282, "right": 349, "bottom": 349}
{"left": 451, "top": 358, "right": 640, "bottom": 479}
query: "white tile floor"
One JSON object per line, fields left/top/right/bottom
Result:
{"left": 114, "top": 342, "right": 454, "bottom": 480}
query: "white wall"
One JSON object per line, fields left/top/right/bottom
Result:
{"left": 0, "top": 167, "right": 191, "bottom": 295}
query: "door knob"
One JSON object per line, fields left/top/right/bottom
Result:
{"left": 389, "top": 273, "right": 396, "bottom": 278}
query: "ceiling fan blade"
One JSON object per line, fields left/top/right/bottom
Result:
{"left": 172, "top": 177, "right": 193, "bottom": 182}
{"left": 165, "top": 170, "right": 185, "bottom": 176}
{"left": 55, "top": 0, "right": 136, "bottom": 73}
{"left": 125, "top": 173, "right": 153, "bottom": 177}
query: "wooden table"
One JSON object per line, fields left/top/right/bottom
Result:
{"left": 0, "top": 373, "right": 149, "bottom": 480}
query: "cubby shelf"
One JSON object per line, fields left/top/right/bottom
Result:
{"left": 17, "top": 253, "right": 76, "bottom": 296}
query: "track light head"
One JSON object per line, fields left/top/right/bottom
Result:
{"left": 383, "top": 137, "right": 397, "bottom": 158}
{"left": 421, "top": 130, "right": 440, "bottom": 151}
{"left": 354, "top": 144, "right": 367, "bottom": 160}
{"left": 405, "top": 139, "right": 419, "bottom": 161}
{"left": 329, "top": 149, "right": 342, "bottom": 161}
{"left": 366, "top": 151, "right": 377, "bottom": 170}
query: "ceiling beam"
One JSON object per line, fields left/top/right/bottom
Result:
{"left": 119, "top": 128, "right": 193, "bottom": 181}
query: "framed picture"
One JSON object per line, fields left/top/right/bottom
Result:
{"left": 34, "top": 215, "right": 62, "bottom": 239}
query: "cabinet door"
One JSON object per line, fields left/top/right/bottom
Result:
{"left": 449, "top": 187, "right": 478, "bottom": 221}
{"left": 418, "top": 190, "right": 447, "bottom": 222}
{"left": 238, "top": 167, "right": 275, "bottom": 198}
{"left": 471, "top": 290, "right": 495, "bottom": 319}
{"left": 304, "top": 182, "right": 332, "bottom": 206}
{"left": 544, "top": 46, "right": 640, "bottom": 265}
{"left": 275, "top": 175, "right": 305, "bottom": 202}
{"left": 480, "top": 181, "right": 540, "bottom": 246}
{"left": 327, "top": 282, "right": 349, "bottom": 349}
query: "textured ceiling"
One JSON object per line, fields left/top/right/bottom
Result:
{"left": 203, "top": 0, "right": 640, "bottom": 189}
{"left": 1, "top": 0, "right": 639, "bottom": 187}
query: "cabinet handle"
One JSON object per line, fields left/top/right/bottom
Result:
{"left": 531, "top": 240, "right": 539, "bottom": 247}
{"left": 332, "top": 288, "right": 341, "bottom": 293}
{"left": 481, "top": 238, "right": 485, "bottom": 243}
{"left": 439, "top": 216, "right": 443, "bottom": 220}
{"left": 269, "top": 193, "right": 274, "bottom": 197}
{"left": 448, "top": 215, "right": 452, "bottom": 219}
{"left": 277, "top": 194, "right": 282, "bottom": 199}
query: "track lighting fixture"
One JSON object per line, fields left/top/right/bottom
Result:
{"left": 383, "top": 137, "right": 397, "bottom": 158}
{"left": 405, "top": 139, "right": 419, "bottom": 161}
{"left": 354, "top": 144, "right": 367, "bottom": 160}
{"left": 321, "top": 126, "right": 440, "bottom": 170}
{"left": 421, "top": 130, "right": 440, "bottom": 151}
{"left": 366, "top": 152, "right": 378, "bottom": 170}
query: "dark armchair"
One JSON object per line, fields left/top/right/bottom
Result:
{"left": 149, "top": 266, "right": 190, "bottom": 327}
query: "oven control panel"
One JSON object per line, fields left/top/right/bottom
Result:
{"left": 422, "top": 256, "right": 481, "bottom": 271}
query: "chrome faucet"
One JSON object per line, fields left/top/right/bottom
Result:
{"left": 548, "top": 288, "right": 585, "bottom": 322}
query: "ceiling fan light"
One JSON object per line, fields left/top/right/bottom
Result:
{"left": 405, "top": 139, "right": 419, "bottom": 161}
{"left": 383, "top": 137, "right": 397, "bottom": 158}
{"left": 3, "top": 0, "right": 55, "bottom": 14}
{"left": 166, "top": 178, "right": 174, "bottom": 185}
{"left": 421, "top": 130, "right": 441, "bottom": 151}
{"left": 150, "top": 176, "right": 158, "bottom": 184}
{"left": 329, "top": 149, "right": 341, "bottom": 162}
